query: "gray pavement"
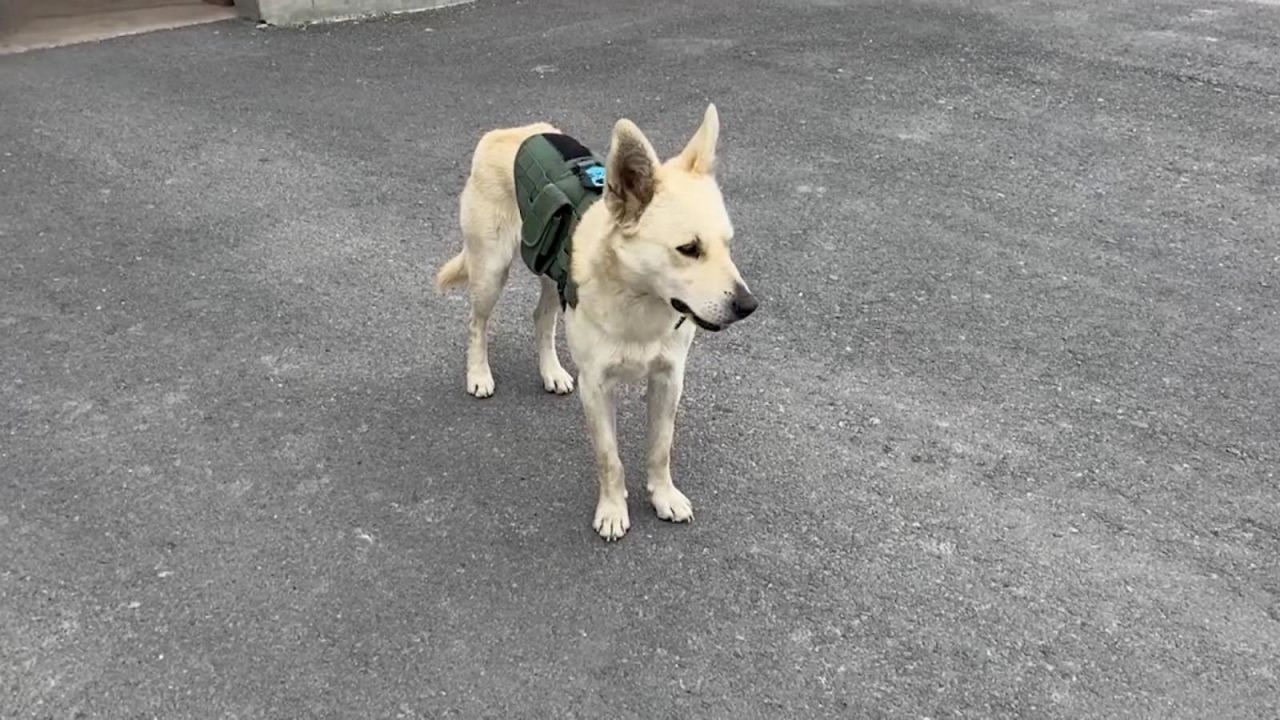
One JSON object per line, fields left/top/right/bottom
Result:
{"left": 2, "top": 0, "right": 1279, "bottom": 717}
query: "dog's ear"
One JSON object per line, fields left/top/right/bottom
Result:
{"left": 673, "top": 103, "right": 720, "bottom": 175}
{"left": 605, "top": 119, "right": 660, "bottom": 227}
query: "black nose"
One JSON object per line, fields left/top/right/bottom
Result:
{"left": 732, "top": 287, "right": 758, "bottom": 319}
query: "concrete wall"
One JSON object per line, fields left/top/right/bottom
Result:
{"left": 237, "top": 0, "right": 471, "bottom": 26}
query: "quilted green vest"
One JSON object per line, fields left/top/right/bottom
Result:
{"left": 513, "top": 132, "right": 607, "bottom": 309}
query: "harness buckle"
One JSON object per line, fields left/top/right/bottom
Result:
{"left": 572, "top": 159, "right": 606, "bottom": 191}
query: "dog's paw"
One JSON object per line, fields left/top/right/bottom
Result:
{"left": 649, "top": 484, "right": 693, "bottom": 523}
{"left": 467, "top": 369, "right": 495, "bottom": 398}
{"left": 593, "top": 496, "right": 630, "bottom": 541}
{"left": 541, "top": 366, "right": 575, "bottom": 395}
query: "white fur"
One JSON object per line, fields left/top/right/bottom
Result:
{"left": 435, "top": 104, "right": 755, "bottom": 541}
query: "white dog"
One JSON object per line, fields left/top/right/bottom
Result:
{"left": 435, "top": 104, "right": 758, "bottom": 541}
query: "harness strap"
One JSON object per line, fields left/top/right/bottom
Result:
{"left": 522, "top": 184, "right": 575, "bottom": 277}
{"left": 521, "top": 185, "right": 592, "bottom": 310}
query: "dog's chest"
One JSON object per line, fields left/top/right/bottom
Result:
{"left": 566, "top": 305, "right": 694, "bottom": 383}
{"left": 599, "top": 332, "right": 692, "bottom": 384}
{"left": 608, "top": 345, "right": 661, "bottom": 382}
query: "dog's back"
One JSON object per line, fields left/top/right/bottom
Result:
{"left": 466, "top": 123, "right": 561, "bottom": 208}
{"left": 435, "top": 123, "right": 560, "bottom": 294}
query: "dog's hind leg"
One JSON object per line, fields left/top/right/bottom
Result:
{"left": 464, "top": 258, "right": 507, "bottom": 398}
{"left": 459, "top": 186, "right": 518, "bottom": 398}
{"left": 534, "top": 277, "right": 575, "bottom": 394}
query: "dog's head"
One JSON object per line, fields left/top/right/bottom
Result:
{"left": 603, "top": 104, "right": 757, "bottom": 331}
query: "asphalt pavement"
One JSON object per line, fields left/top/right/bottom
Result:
{"left": 2, "top": 0, "right": 1278, "bottom": 717}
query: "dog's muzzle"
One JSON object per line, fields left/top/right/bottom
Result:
{"left": 671, "top": 285, "right": 758, "bottom": 331}
{"left": 670, "top": 299, "right": 722, "bottom": 331}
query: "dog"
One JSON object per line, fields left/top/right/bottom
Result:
{"left": 434, "top": 104, "right": 758, "bottom": 541}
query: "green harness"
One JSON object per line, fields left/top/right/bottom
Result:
{"left": 513, "top": 132, "right": 607, "bottom": 310}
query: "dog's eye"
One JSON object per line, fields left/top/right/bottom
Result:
{"left": 676, "top": 241, "right": 702, "bottom": 259}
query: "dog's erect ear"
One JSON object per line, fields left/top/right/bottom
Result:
{"left": 605, "top": 119, "right": 660, "bottom": 227}
{"left": 674, "top": 103, "right": 720, "bottom": 175}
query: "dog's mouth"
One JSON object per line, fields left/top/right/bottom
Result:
{"left": 670, "top": 299, "right": 722, "bottom": 332}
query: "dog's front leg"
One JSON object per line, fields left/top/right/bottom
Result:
{"left": 579, "top": 370, "right": 629, "bottom": 541}
{"left": 646, "top": 361, "right": 693, "bottom": 523}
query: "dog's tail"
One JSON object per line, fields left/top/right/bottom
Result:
{"left": 435, "top": 252, "right": 469, "bottom": 294}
